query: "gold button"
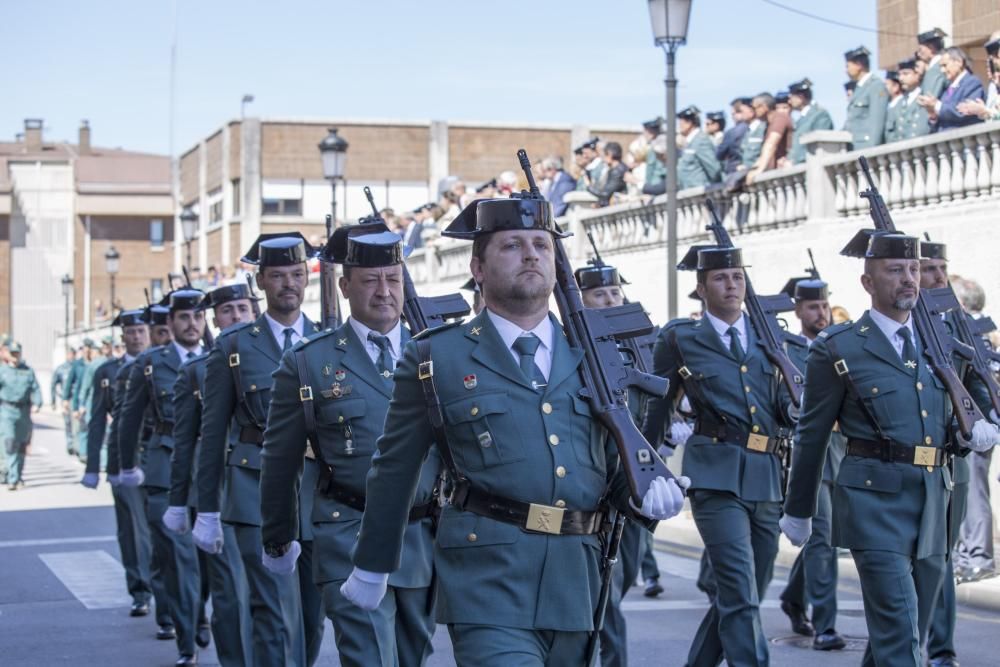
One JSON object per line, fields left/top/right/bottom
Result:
{"left": 250, "top": 384, "right": 257, "bottom": 390}
{"left": 749, "top": 406, "right": 757, "bottom": 414}
{"left": 470, "top": 407, "right": 479, "bottom": 416}
{"left": 740, "top": 365, "right": 748, "bottom": 373}
{"left": 927, "top": 466, "right": 935, "bottom": 473}
{"left": 332, "top": 511, "right": 340, "bottom": 518}
{"left": 241, "top": 458, "right": 248, "bottom": 465}
{"left": 542, "top": 402, "right": 553, "bottom": 414}
{"left": 871, "top": 387, "right": 879, "bottom": 394}
{"left": 752, "top": 425, "right": 760, "bottom": 433}
{"left": 549, "top": 434, "right": 560, "bottom": 446}
{"left": 744, "top": 386, "right": 751, "bottom": 393}
{"left": 916, "top": 382, "right": 923, "bottom": 391}
{"left": 921, "top": 410, "right": 928, "bottom": 418}
{"left": 555, "top": 466, "right": 566, "bottom": 478}
{"left": 925, "top": 436, "right": 932, "bottom": 445}
{"left": 467, "top": 533, "right": 477, "bottom": 542}
{"left": 555, "top": 499, "right": 566, "bottom": 508}
{"left": 865, "top": 479, "right": 872, "bottom": 487}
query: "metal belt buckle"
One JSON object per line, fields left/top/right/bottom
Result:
{"left": 299, "top": 385, "right": 314, "bottom": 402}
{"left": 747, "top": 433, "right": 770, "bottom": 452}
{"left": 526, "top": 503, "right": 564, "bottom": 535}
{"left": 418, "top": 360, "right": 434, "bottom": 380}
{"left": 913, "top": 446, "right": 937, "bottom": 467}
{"left": 228, "top": 353, "right": 240, "bottom": 367}
{"left": 678, "top": 366, "right": 692, "bottom": 379}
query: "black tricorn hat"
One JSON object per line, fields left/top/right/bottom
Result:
{"left": 442, "top": 197, "right": 570, "bottom": 240}
{"left": 574, "top": 137, "right": 600, "bottom": 153}
{"left": 460, "top": 277, "right": 481, "bottom": 294}
{"left": 678, "top": 244, "right": 746, "bottom": 271}
{"left": 898, "top": 57, "right": 918, "bottom": 71}
{"left": 788, "top": 78, "right": 813, "bottom": 94}
{"left": 203, "top": 283, "right": 258, "bottom": 310}
{"left": 844, "top": 45, "right": 871, "bottom": 64}
{"left": 343, "top": 231, "right": 405, "bottom": 268}
{"left": 642, "top": 117, "right": 664, "bottom": 133}
{"left": 921, "top": 240, "right": 947, "bottom": 261}
{"left": 166, "top": 288, "right": 206, "bottom": 312}
{"left": 321, "top": 218, "right": 393, "bottom": 264}
{"left": 575, "top": 265, "right": 624, "bottom": 290}
{"left": 678, "top": 105, "right": 701, "bottom": 121}
{"left": 112, "top": 308, "right": 147, "bottom": 328}
{"left": 241, "top": 232, "right": 317, "bottom": 267}
{"left": 782, "top": 277, "right": 830, "bottom": 301}
{"left": 986, "top": 37, "right": 1000, "bottom": 57}
{"left": 142, "top": 304, "right": 170, "bottom": 326}
{"left": 706, "top": 111, "right": 726, "bottom": 128}
{"left": 917, "top": 28, "right": 946, "bottom": 45}
{"left": 885, "top": 70, "right": 900, "bottom": 83}
{"left": 840, "top": 229, "right": 921, "bottom": 259}
{"left": 775, "top": 91, "right": 790, "bottom": 104}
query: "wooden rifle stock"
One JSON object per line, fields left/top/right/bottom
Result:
{"left": 320, "top": 214, "right": 342, "bottom": 330}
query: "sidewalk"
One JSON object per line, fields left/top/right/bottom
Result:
{"left": 653, "top": 508, "right": 1000, "bottom": 613}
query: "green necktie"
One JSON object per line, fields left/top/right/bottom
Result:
{"left": 282, "top": 328, "right": 294, "bottom": 353}
{"left": 367, "top": 332, "right": 395, "bottom": 383}
{"left": 512, "top": 334, "right": 546, "bottom": 391}
{"left": 727, "top": 326, "right": 744, "bottom": 361}
{"left": 898, "top": 326, "right": 917, "bottom": 376}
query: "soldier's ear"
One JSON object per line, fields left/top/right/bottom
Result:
{"left": 254, "top": 272, "right": 264, "bottom": 290}
{"left": 338, "top": 275, "right": 349, "bottom": 299}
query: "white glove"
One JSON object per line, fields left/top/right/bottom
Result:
{"left": 107, "top": 473, "right": 121, "bottom": 486}
{"left": 118, "top": 467, "right": 145, "bottom": 487}
{"left": 668, "top": 421, "right": 693, "bottom": 447}
{"left": 80, "top": 472, "right": 99, "bottom": 489}
{"left": 192, "top": 512, "right": 225, "bottom": 554}
{"left": 990, "top": 409, "right": 1000, "bottom": 428}
{"left": 340, "top": 567, "right": 389, "bottom": 611}
{"left": 163, "top": 506, "right": 191, "bottom": 534}
{"left": 960, "top": 418, "right": 1000, "bottom": 453}
{"left": 779, "top": 514, "right": 812, "bottom": 547}
{"left": 633, "top": 475, "right": 689, "bottom": 520}
{"left": 262, "top": 540, "right": 301, "bottom": 576}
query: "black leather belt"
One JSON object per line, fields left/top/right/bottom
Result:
{"left": 847, "top": 438, "right": 950, "bottom": 467}
{"left": 318, "top": 471, "right": 435, "bottom": 522}
{"left": 239, "top": 425, "right": 264, "bottom": 445}
{"left": 695, "top": 421, "right": 789, "bottom": 456}
{"left": 155, "top": 421, "right": 175, "bottom": 435}
{"left": 450, "top": 480, "right": 606, "bottom": 536}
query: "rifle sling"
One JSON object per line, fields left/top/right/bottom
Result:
{"left": 219, "top": 335, "right": 266, "bottom": 433}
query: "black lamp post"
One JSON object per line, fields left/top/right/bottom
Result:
{"left": 61, "top": 274, "right": 73, "bottom": 347}
{"left": 318, "top": 128, "right": 349, "bottom": 228}
{"left": 104, "top": 246, "right": 120, "bottom": 319}
{"left": 180, "top": 206, "right": 198, "bottom": 269}
{"left": 648, "top": 0, "right": 693, "bottom": 320}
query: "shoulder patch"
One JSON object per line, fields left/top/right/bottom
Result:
{"left": 413, "top": 321, "right": 462, "bottom": 341}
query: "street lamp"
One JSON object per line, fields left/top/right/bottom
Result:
{"left": 180, "top": 206, "right": 198, "bottom": 269}
{"left": 318, "top": 128, "right": 349, "bottom": 226}
{"left": 61, "top": 274, "right": 73, "bottom": 348}
{"left": 648, "top": 0, "right": 693, "bottom": 320}
{"left": 104, "top": 246, "right": 120, "bottom": 319}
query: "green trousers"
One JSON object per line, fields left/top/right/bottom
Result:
{"left": 780, "top": 480, "right": 839, "bottom": 633}
{"left": 449, "top": 623, "right": 589, "bottom": 667}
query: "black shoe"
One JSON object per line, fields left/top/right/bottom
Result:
{"left": 812, "top": 630, "right": 846, "bottom": 651}
{"left": 156, "top": 625, "right": 177, "bottom": 640}
{"left": 928, "top": 655, "right": 960, "bottom": 667}
{"left": 195, "top": 623, "right": 211, "bottom": 648}
{"left": 643, "top": 578, "right": 664, "bottom": 598}
{"left": 780, "top": 600, "right": 815, "bottom": 636}
{"left": 130, "top": 601, "right": 150, "bottom": 617}
{"left": 175, "top": 654, "right": 198, "bottom": 666}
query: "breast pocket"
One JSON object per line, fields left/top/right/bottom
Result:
{"left": 852, "top": 99, "right": 871, "bottom": 118}
{"left": 314, "top": 398, "right": 369, "bottom": 459}
{"left": 856, "top": 379, "right": 902, "bottom": 430}
{"left": 443, "top": 391, "right": 523, "bottom": 471}
{"left": 571, "top": 395, "right": 605, "bottom": 472}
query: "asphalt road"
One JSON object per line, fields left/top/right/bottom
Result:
{"left": 3, "top": 412, "right": 1000, "bottom": 666}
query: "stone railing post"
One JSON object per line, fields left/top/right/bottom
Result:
{"left": 425, "top": 245, "right": 439, "bottom": 283}
{"left": 802, "top": 130, "right": 851, "bottom": 219}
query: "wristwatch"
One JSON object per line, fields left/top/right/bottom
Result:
{"left": 263, "top": 542, "right": 290, "bottom": 558}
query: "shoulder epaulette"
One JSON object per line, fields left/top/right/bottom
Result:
{"left": 296, "top": 327, "right": 338, "bottom": 349}
{"left": 816, "top": 321, "right": 853, "bottom": 340}
{"left": 413, "top": 321, "right": 462, "bottom": 341}
{"left": 217, "top": 321, "right": 254, "bottom": 340}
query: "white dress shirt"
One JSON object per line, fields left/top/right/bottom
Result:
{"left": 348, "top": 317, "right": 403, "bottom": 366}
{"left": 868, "top": 307, "right": 917, "bottom": 359}
{"left": 264, "top": 312, "right": 305, "bottom": 350}
{"left": 173, "top": 341, "right": 203, "bottom": 361}
{"left": 703, "top": 310, "right": 748, "bottom": 356}
{"left": 487, "top": 310, "right": 553, "bottom": 381}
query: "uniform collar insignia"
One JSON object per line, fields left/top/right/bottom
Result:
{"left": 338, "top": 338, "right": 348, "bottom": 346}
{"left": 470, "top": 326, "right": 482, "bottom": 336}
{"left": 251, "top": 325, "right": 261, "bottom": 335}
{"left": 859, "top": 325, "right": 870, "bottom": 332}
{"left": 905, "top": 360, "right": 917, "bottom": 368}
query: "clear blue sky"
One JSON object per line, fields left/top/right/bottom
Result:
{"left": 3, "top": 0, "right": 880, "bottom": 156}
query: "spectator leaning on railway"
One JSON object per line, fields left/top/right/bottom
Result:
{"left": 958, "top": 33, "right": 1000, "bottom": 122}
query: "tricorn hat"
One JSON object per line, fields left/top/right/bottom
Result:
{"left": 678, "top": 244, "right": 746, "bottom": 271}
{"left": 165, "top": 288, "right": 206, "bottom": 312}
{"left": 897, "top": 57, "right": 918, "bottom": 71}
{"left": 241, "top": 232, "right": 317, "bottom": 267}
{"left": 203, "top": 283, "right": 258, "bottom": 311}
{"left": 788, "top": 78, "right": 814, "bottom": 95}
{"left": 781, "top": 277, "right": 830, "bottom": 301}
{"left": 844, "top": 45, "right": 871, "bottom": 65}
{"left": 574, "top": 137, "right": 600, "bottom": 154}
{"left": 917, "top": 28, "right": 947, "bottom": 46}
{"left": 840, "top": 229, "right": 921, "bottom": 259}
{"left": 143, "top": 304, "right": 170, "bottom": 326}
{"left": 442, "top": 197, "right": 570, "bottom": 240}
{"left": 112, "top": 308, "right": 147, "bottom": 328}
{"left": 677, "top": 105, "right": 701, "bottom": 122}
{"left": 574, "top": 264, "right": 625, "bottom": 290}
{"left": 920, "top": 239, "right": 947, "bottom": 261}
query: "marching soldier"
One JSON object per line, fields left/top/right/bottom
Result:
{"left": 340, "top": 195, "right": 684, "bottom": 665}
{"left": 0, "top": 342, "right": 43, "bottom": 490}
{"left": 897, "top": 58, "right": 932, "bottom": 139}
{"left": 76, "top": 336, "right": 110, "bottom": 465}
{"left": 677, "top": 105, "right": 722, "bottom": 190}
{"left": 781, "top": 231, "right": 998, "bottom": 666}
{"left": 194, "top": 234, "right": 324, "bottom": 667}
{"left": 917, "top": 28, "right": 949, "bottom": 98}
{"left": 51, "top": 347, "right": 75, "bottom": 452}
{"left": 643, "top": 244, "right": 796, "bottom": 666}
{"left": 164, "top": 284, "right": 257, "bottom": 667}
{"left": 62, "top": 338, "right": 93, "bottom": 457}
{"left": 80, "top": 308, "right": 156, "bottom": 617}
{"left": 843, "top": 46, "right": 888, "bottom": 150}
{"left": 118, "top": 289, "right": 208, "bottom": 666}
{"left": 788, "top": 78, "right": 834, "bottom": 164}
{"left": 261, "top": 227, "right": 439, "bottom": 667}
{"left": 776, "top": 275, "right": 848, "bottom": 650}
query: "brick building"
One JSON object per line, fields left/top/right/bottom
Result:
{"left": 176, "top": 117, "right": 636, "bottom": 276}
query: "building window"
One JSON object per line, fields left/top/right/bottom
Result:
{"left": 150, "top": 278, "right": 164, "bottom": 302}
{"left": 208, "top": 187, "right": 224, "bottom": 224}
{"left": 262, "top": 198, "right": 302, "bottom": 215}
{"left": 150, "top": 219, "right": 164, "bottom": 248}
{"left": 232, "top": 179, "right": 241, "bottom": 216}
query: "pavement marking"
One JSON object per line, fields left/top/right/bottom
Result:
{"left": 622, "top": 598, "right": 866, "bottom": 612}
{"left": 38, "top": 550, "right": 132, "bottom": 610}
{"left": 0, "top": 535, "right": 116, "bottom": 549}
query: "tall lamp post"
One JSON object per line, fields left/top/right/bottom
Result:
{"left": 648, "top": 0, "right": 693, "bottom": 320}
{"left": 104, "top": 246, "right": 120, "bottom": 318}
{"left": 180, "top": 206, "right": 198, "bottom": 269}
{"left": 318, "top": 128, "right": 350, "bottom": 228}
{"left": 61, "top": 274, "right": 73, "bottom": 349}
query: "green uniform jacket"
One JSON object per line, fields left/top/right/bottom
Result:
{"left": 678, "top": 130, "right": 722, "bottom": 190}
{"left": 784, "top": 313, "right": 956, "bottom": 559}
{"left": 791, "top": 104, "right": 835, "bottom": 163}
{"left": 51, "top": 361, "right": 71, "bottom": 406}
{"left": 845, "top": 75, "right": 888, "bottom": 149}
{"left": 740, "top": 120, "right": 766, "bottom": 169}
{"left": 108, "top": 359, "right": 153, "bottom": 477}
{"left": 352, "top": 311, "right": 650, "bottom": 631}
{"left": 118, "top": 345, "right": 188, "bottom": 490}
{"left": 169, "top": 353, "right": 209, "bottom": 508}
{"left": 197, "top": 313, "right": 321, "bottom": 534}
{"left": 884, "top": 97, "right": 905, "bottom": 144}
{"left": 923, "top": 61, "right": 948, "bottom": 99}
{"left": 260, "top": 321, "right": 438, "bottom": 588}
{"left": 63, "top": 358, "right": 86, "bottom": 409}
{"left": 78, "top": 354, "right": 107, "bottom": 420}
{"left": 899, "top": 92, "right": 932, "bottom": 139}
{"left": 643, "top": 316, "right": 794, "bottom": 502}
{"left": 0, "top": 362, "right": 42, "bottom": 442}
{"left": 786, "top": 338, "right": 846, "bottom": 482}
{"left": 85, "top": 357, "right": 125, "bottom": 474}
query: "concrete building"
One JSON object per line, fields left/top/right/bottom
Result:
{"left": 176, "top": 117, "right": 637, "bottom": 276}
{"left": 1, "top": 119, "right": 171, "bottom": 373}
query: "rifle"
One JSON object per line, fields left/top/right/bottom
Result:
{"left": 584, "top": 511, "right": 626, "bottom": 666}
{"left": 320, "top": 213, "right": 342, "bottom": 330}
{"left": 245, "top": 274, "right": 262, "bottom": 318}
{"left": 182, "top": 267, "right": 215, "bottom": 348}
{"left": 806, "top": 248, "right": 820, "bottom": 281}
{"left": 705, "top": 199, "right": 804, "bottom": 407}
{"left": 857, "top": 156, "right": 982, "bottom": 436}
{"left": 361, "top": 186, "right": 471, "bottom": 330}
